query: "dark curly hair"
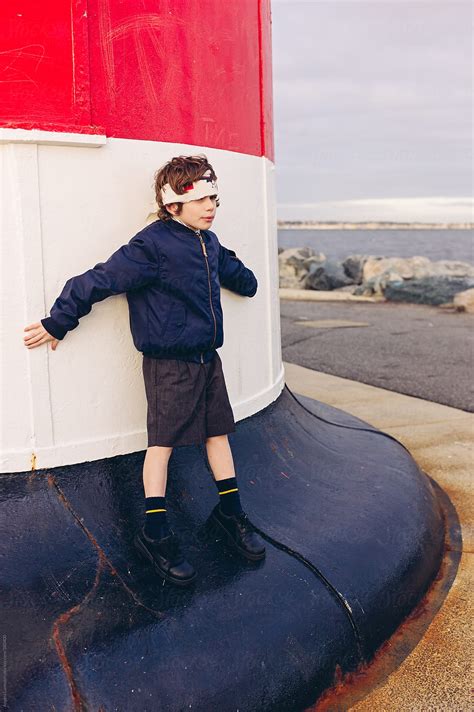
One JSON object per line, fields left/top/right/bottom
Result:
{"left": 153, "top": 154, "right": 220, "bottom": 222}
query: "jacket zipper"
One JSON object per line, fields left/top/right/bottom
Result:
{"left": 195, "top": 231, "right": 217, "bottom": 358}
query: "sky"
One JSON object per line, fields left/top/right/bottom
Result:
{"left": 270, "top": 0, "right": 473, "bottom": 222}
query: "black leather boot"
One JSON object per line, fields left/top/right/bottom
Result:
{"left": 134, "top": 526, "right": 197, "bottom": 586}
{"left": 210, "top": 503, "right": 266, "bottom": 561}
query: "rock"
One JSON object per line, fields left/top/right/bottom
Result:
{"left": 343, "top": 255, "right": 371, "bottom": 284}
{"left": 354, "top": 256, "right": 474, "bottom": 304}
{"left": 362, "top": 256, "right": 434, "bottom": 283}
{"left": 431, "top": 260, "right": 474, "bottom": 277}
{"left": 354, "top": 267, "right": 405, "bottom": 297}
{"left": 279, "top": 249, "right": 474, "bottom": 304}
{"left": 278, "top": 247, "right": 325, "bottom": 289}
{"left": 383, "top": 276, "right": 474, "bottom": 305}
{"left": 363, "top": 256, "right": 474, "bottom": 283}
{"left": 304, "top": 259, "right": 354, "bottom": 291}
{"left": 452, "top": 287, "right": 474, "bottom": 313}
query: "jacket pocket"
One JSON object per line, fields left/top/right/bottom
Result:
{"left": 162, "top": 301, "right": 187, "bottom": 343}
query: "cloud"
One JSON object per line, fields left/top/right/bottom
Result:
{"left": 277, "top": 196, "right": 474, "bottom": 222}
{"left": 271, "top": 0, "right": 473, "bottom": 220}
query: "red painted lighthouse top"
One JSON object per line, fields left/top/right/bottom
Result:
{"left": 0, "top": 0, "right": 274, "bottom": 162}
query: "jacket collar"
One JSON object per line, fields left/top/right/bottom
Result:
{"left": 164, "top": 217, "right": 208, "bottom": 239}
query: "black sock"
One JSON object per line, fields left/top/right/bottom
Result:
{"left": 215, "top": 476, "right": 244, "bottom": 516}
{"left": 144, "top": 496, "right": 171, "bottom": 540}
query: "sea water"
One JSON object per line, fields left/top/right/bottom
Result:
{"left": 278, "top": 229, "right": 474, "bottom": 264}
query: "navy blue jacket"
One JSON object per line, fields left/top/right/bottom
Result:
{"left": 41, "top": 218, "right": 258, "bottom": 363}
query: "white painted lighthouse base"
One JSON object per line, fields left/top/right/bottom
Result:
{"left": 1, "top": 130, "right": 283, "bottom": 473}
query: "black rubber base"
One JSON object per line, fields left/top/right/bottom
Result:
{"left": 1, "top": 385, "right": 446, "bottom": 711}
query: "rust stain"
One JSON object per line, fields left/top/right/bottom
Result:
{"left": 51, "top": 557, "right": 104, "bottom": 712}
{"left": 28, "top": 464, "right": 39, "bottom": 485}
{"left": 47, "top": 475, "right": 164, "bottom": 616}
{"left": 269, "top": 439, "right": 292, "bottom": 467}
{"left": 307, "top": 524, "right": 451, "bottom": 711}
{"left": 48, "top": 475, "right": 118, "bottom": 572}
{"left": 46, "top": 474, "right": 166, "bottom": 711}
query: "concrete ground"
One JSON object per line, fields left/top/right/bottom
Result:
{"left": 281, "top": 293, "right": 473, "bottom": 711}
{"left": 280, "top": 292, "right": 474, "bottom": 412}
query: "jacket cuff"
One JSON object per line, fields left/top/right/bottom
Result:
{"left": 41, "top": 317, "right": 68, "bottom": 340}
{"left": 247, "top": 280, "right": 258, "bottom": 297}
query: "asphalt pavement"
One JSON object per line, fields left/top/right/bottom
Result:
{"left": 280, "top": 299, "right": 474, "bottom": 412}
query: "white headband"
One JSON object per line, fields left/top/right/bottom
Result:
{"left": 161, "top": 169, "right": 218, "bottom": 205}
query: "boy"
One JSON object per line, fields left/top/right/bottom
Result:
{"left": 23, "top": 154, "right": 266, "bottom": 588}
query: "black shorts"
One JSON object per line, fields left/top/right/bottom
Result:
{"left": 142, "top": 351, "right": 236, "bottom": 447}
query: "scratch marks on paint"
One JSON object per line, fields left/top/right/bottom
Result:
{"left": 0, "top": 44, "right": 46, "bottom": 87}
{"left": 108, "top": 12, "right": 185, "bottom": 38}
{"left": 69, "top": 0, "right": 91, "bottom": 119}
{"left": 108, "top": 13, "right": 184, "bottom": 117}
{"left": 48, "top": 474, "right": 165, "bottom": 617}
{"left": 70, "top": 1, "right": 76, "bottom": 106}
{"left": 94, "top": 3, "right": 242, "bottom": 147}
{"left": 202, "top": 118, "right": 226, "bottom": 147}
{"left": 132, "top": 25, "right": 161, "bottom": 113}
{"left": 97, "top": 1, "right": 191, "bottom": 119}
{"left": 97, "top": 0, "right": 116, "bottom": 110}
{"left": 269, "top": 439, "right": 292, "bottom": 469}
{"left": 209, "top": 128, "right": 240, "bottom": 152}
{"left": 46, "top": 473, "right": 165, "bottom": 711}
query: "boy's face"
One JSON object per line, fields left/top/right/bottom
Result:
{"left": 166, "top": 194, "right": 217, "bottom": 231}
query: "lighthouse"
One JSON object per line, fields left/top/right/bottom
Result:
{"left": 1, "top": 3, "right": 445, "bottom": 710}
{"left": 2, "top": 0, "right": 279, "bottom": 470}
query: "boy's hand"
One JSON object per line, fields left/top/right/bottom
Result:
{"left": 23, "top": 322, "right": 60, "bottom": 351}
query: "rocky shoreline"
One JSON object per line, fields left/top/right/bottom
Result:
{"left": 278, "top": 246, "right": 474, "bottom": 311}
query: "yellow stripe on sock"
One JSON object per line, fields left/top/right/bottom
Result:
{"left": 219, "top": 488, "right": 238, "bottom": 495}
{"left": 145, "top": 508, "right": 167, "bottom": 513}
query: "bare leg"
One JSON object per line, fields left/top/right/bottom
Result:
{"left": 205, "top": 434, "right": 236, "bottom": 481}
{"left": 143, "top": 445, "right": 173, "bottom": 497}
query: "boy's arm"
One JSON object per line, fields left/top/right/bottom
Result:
{"left": 218, "top": 243, "right": 258, "bottom": 297}
{"left": 41, "top": 234, "right": 159, "bottom": 340}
